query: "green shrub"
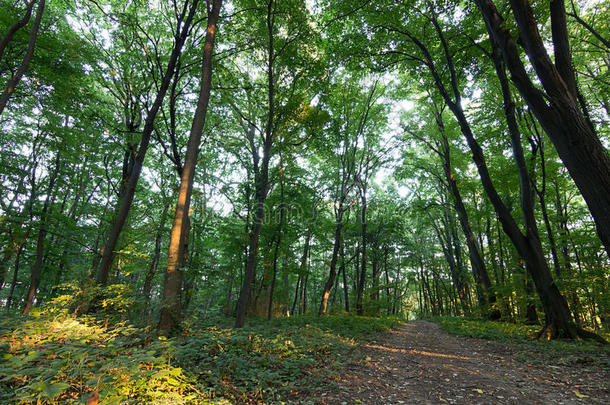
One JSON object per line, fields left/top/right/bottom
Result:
{"left": 0, "top": 311, "right": 403, "bottom": 404}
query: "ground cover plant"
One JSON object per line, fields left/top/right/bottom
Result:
{"left": 0, "top": 300, "right": 402, "bottom": 404}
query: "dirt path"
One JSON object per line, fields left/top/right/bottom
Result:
{"left": 317, "top": 321, "right": 610, "bottom": 404}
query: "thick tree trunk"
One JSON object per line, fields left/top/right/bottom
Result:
{"left": 477, "top": 0, "right": 610, "bottom": 259}
{"left": 158, "top": 0, "right": 221, "bottom": 335}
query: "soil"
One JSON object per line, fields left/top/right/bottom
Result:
{"left": 313, "top": 321, "right": 610, "bottom": 404}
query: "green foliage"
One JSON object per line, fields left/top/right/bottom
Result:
{"left": 428, "top": 316, "right": 610, "bottom": 353}
{"left": 0, "top": 312, "right": 205, "bottom": 404}
{"left": 44, "top": 282, "right": 135, "bottom": 320}
{"left": 0, "top": 309, "right": 402, "bottom": 404}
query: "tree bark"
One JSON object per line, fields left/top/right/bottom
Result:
{"left": 0, "top": 0, "right": 44, "bottom": 116}
{"left": 95, "top": 0, "right": 199, "bottom": 286}
{"left": 158, "top": 0, "right": 221, "bottom": 335}
{"left": 0, "top": 0, "right": 36, "bottom": 63}
{"left": 142, "top": 198, "right": 170, "bottom": 302}
{"left": 235, "top": 0, "right": 276, "bottom": 328}
{"left": 23, "top": 151, "right": 61, "bottom": 314}
{"left": 476, "top": 0, "right": 610, "bottom": 259}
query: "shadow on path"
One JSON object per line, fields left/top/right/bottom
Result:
{"left": 317, "top": 320, "right": 609, "bottom": 405}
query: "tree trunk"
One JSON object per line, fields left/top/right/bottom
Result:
{"left": 158, "top": 0, "right": 221, "bottom": 335}
{"left": 477, "top": 0, "right": 610, "bottom": 259}
{"left": 434, "top": 101, "right": 494, "bottom": 310}
{"left": 411, "top": 15, "right": 584, "bottom": 338}
{"left": 319, "top": 206, "right": 344, "bottom": 315}
{"left": 23, "top": 152, "right": 61, "bottom": 315}
{"left": 6, "top": 236, "right": 26, "bottom": 309}
{"left": 0, "top": 0, "right": 36, "bottom": 63}
{"left": 356, "top": 185, "right": 368, "bottom": 315}
{"left": 341, "top": 235, "right": 349, "bottom": 313}
{"left": 292, "top": 231, "right": 310, "bottom": 315}
{"left": 142, "top": 198, "right": 170, "bottom": 302}
{"left": 235, "top": 0, "right": 276, "bottom": 328}
{"left": 95, "top": 0, "right": 199, "bottom": 286}
{"left": 0, "top": 0, "right": 44, "bottom": 116}
{"left": 267, "top": 171, "right": 285, "bottom": 320}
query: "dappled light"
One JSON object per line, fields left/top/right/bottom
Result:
{"left": 0, "top": 0, "right": 609, "bottom": 403}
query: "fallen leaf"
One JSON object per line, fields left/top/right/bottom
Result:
{"left": 573, "top": 391, "right": 589, "bottom": 399}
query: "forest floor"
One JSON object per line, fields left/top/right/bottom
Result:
{"left": 312, "top": 321, "right": 610, "bottom": 405}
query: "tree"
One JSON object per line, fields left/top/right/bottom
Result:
{"left": 158, "top": 0, "right": 222, "bottom": 335}
{"left": 94, "top": 0, "right": 200, "bottom": 285}
{"left": 475, "top": 0, "right": 610, "bottom": 259}
{"left": 233, "top": 0, "right": 322, "bottom": 328}
{"left": 0, "top": 0, "right": 45, "bottom": 115}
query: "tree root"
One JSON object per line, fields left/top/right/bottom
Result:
{"left": 532, "top": 323, "right": 608, "bottom": 344}
{"left": 576, "top": 328, "right": 608, "bottom": 344}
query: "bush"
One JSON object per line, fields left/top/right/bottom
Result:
{"left": 0, "top": 311, "right": 403, "bottom": 404}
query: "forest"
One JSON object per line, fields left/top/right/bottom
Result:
{"left": 0, "top": 0, "right": 609, "bottom": 403}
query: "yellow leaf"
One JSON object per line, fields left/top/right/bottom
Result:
{"left": 474, "top": 389, "right": 483, "bottom": 394}
{"left": 573, "top": 391, "right": 589, "bottom": 399}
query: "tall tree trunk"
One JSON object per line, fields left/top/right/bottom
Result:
{"left": 440, "top": 129, "right": 494, "bottom": 307}
{"left": 142, "top": 198, "right": 170, "bottom": 302}
{"left": 158, "top": 0, "right": 221, "bottom": 335}
{"left": 0, "top": 0, "right": 36, "bottom": 63}
{"left": 477, "top": 0, "right": 610, "bottom": 259}
{"left": 0, "top": 0, "right": 44, "bottom": 116}
{"left": 267, "top": 170, "right": 285, "bottom": 320}
{"left": 356, "top": 185, "right": 368, "bottom": 315}
{"left": 524, "top": 112, "right": 562, "bottom": 278}
{"left": 319, "top": 206, "right": 344, "bottom": 315}
{"left": 410, "top": 13, "right": 588, "bottom": 339}
{"left": 23, "top": 152, "right": 61, "bottom": 314}
{"left": 95, "top": 0, "right": 199, "bottom": 286}
{"left": 235, "top": 0, "right": 276, "bottom": 328}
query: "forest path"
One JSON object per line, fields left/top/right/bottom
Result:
{"left": 317, "top": 321, "right": 609, "bottom": 405}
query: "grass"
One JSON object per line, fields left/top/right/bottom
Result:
{"left": 0, "top": 310, "right": 403, "bottom": 404}
{"left": 426, "top": 316, "right": 610, "bottom": 355}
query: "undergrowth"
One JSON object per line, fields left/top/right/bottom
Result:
{"left": 0, "top": 306, "right": 402, "bottom": 404}
{"left": 426, "top": 316, "right": 610, "bottom": 354}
